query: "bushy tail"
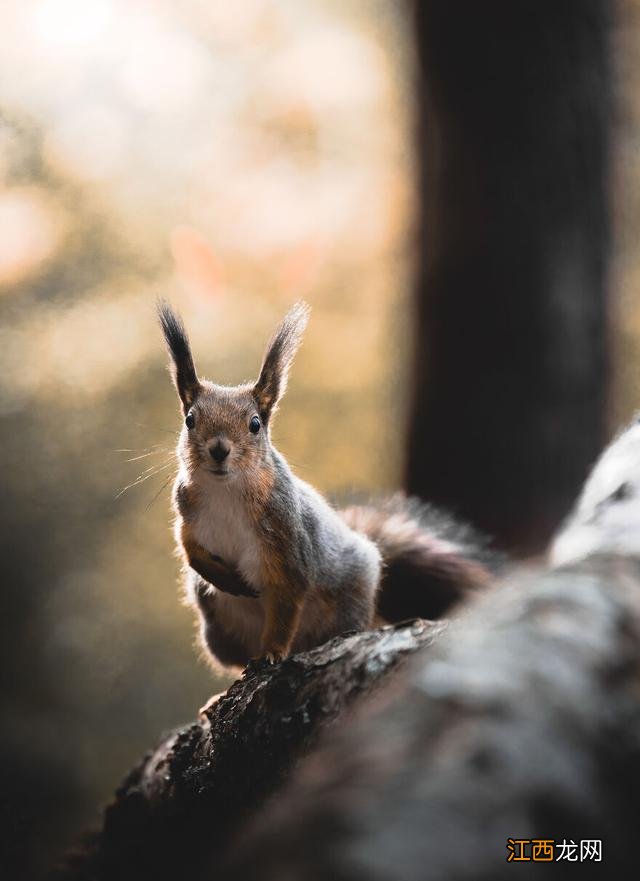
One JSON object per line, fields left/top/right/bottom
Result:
{"left": 339, "top": 494, "right": 503, "bottom": 622}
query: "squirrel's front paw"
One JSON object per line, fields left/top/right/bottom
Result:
{"left": 263, "top": 646, "right": 286, "bottom": 665}
{"left": 207, "top": 553, "right": 260, "bottom": 598}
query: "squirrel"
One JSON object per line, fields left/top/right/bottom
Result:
{"left": 158, "top": 301, "right": 501, "bottom": 668}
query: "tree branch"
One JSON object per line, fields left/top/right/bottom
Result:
{"left": 54, "top": 620, "right": 445, "bottom": 881}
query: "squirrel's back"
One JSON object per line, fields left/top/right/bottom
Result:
{"left": 258, "top": 452, "right": 383, "bottom": 643}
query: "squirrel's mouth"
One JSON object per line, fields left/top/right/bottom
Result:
{"left": 208, "top": 467, "right": 230, "bottom": 477}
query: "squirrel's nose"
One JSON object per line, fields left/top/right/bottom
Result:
{"left": 209, "top": 439, "right": 231, "bottom": 463}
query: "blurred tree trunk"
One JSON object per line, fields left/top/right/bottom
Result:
{"left": 406, "top": 0, "right": 613, "bottom": 555}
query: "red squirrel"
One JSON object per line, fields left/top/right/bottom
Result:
{"left": 159, "top": 301, "right": 499, "bottom": 667}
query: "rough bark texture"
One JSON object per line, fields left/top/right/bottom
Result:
{"left": 406, "top": 0, "right": 613, "bottom": 555}
{"left": 54, "top": 619, "right": 445, "bottom": 881}
{"left": 222, "top": 555, "right": 640, "bottom": 881}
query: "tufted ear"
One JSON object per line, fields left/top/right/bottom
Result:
{"left": 253, "top": 301, "right": 310, "bottom": 423}
{"left": 157, "top": 300, "right": 201, "bottom": 413}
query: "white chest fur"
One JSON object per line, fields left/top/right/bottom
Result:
{"left": 189, "top": 475, "right": 263, "bottom": 589}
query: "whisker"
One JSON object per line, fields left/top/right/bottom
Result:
{"left": 123, "top": 449, "right": 172, "bottom": 462}
{"left": 114, "top": 460, "right": 174, "bottom": 500}
{"left": 114, "top": 444, "right": 166, "bottom": 453}
{"left": 138, "top": 460, "right": 171, "bottom": 477}
{"left": 145, "top": 471, "right": 176, "bottom": 512}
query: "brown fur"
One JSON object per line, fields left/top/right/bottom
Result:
{"left": 340, "top": 496, "right": 496, "bottom": 622}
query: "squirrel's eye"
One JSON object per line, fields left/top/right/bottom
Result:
{"left": 185, "top": 412, "right": 195, "bottom": 430}
{"left": 249, "top": 415, "right": 261, "bottom": 434}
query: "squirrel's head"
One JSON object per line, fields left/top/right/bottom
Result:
{"left": 158, "top": 301, "right": 309, "bottom": 482}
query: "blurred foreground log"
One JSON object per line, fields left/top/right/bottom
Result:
{"left": 55, "top": 620, "right": 445, "bottom": 881}
{"left": 222, "top": 554, "right": 640, "bottom": 881}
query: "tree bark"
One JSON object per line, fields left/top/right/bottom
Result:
{"left": 54, "top": 620, "right": 445, "bottom": 881}
{"left": 406, "top": 0, "right": 613, "bottom": 555}
{"left": 222, "top": 554, "right": 640, "bottom": 881}
{"left": 61, "top": 552, "right": 640, "bottom": 881}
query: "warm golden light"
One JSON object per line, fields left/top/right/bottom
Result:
{"left": 0, "top": 188, "right": 63, "bottom": 284}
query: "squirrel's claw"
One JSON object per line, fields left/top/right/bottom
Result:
{"left": 247, "top": 648, "right": 285, "bottom": 667}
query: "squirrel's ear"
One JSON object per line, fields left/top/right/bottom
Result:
{"left": 253, "top": 301, "right": 310, "bottom": 423}
{"left": 157, "top": 300, "right": 200, "bottom": 413}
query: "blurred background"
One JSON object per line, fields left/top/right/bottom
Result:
{"left": 3, "top": 0, "right": 640, "bottom": 878}
{"left": 0, "top": 0, "right": 416, "bottom": 876}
